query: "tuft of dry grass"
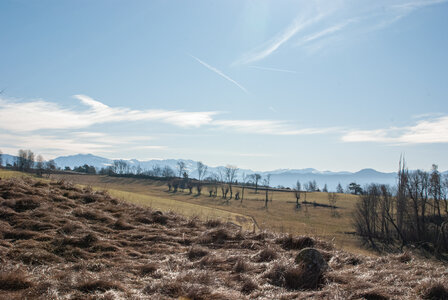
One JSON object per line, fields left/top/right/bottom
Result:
{"left": 276, "top": 235, "right": 315, "bottom": 250}
{"left": 0, "top": 270, "right": 33, "bottom": 290}
{"left": 255, "top": 247, "right": 278, "bottom": 262}
{"left": 77, "top": 279, "right": 123, "bottom": 293}
{"left": 139, "top": 263, "right": 158, "bottom": 276}
{"left": 187, "top": 246, "right": 209, "bottom": 260}
{"left": 233, "top": 258, "right": 250, "bottom": 273}
{"left": 418, "top": 281, "right": 448, "bottom": 300}
{"left": 240, "top": 276, "right": 258, "bottom": 294}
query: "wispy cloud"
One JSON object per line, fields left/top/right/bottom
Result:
{"left": 391, "top": 0, "right": 448, "bottom": 10}
{"left": 213, "top": 119, "right": 337, "bottom": 136}
{"left": 235, "top": 0, "right": 447, "bottom": 61}
{"left": 342, "top": 115, "right": 448, "bottom": 144}
{"left": 0, "top": 95, "right": 217, "bottom": 132}
{"left": 190, "top": 55, "right": 249, "bottom": 94}
{"left": 234, "top": 13, "right": 325, "bottom": 65}
{"left": 0, "top": 130, "right": 166, "bottom": 159}
{"left": 248, "top": 65, "right": 297, "bottom": 74}
{"left": 296, "top": 19, "right": 356, "bottom": 47}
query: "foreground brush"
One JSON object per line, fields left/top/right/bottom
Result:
{"left": 0, "top": 177, "right": 447, "bottom": 299}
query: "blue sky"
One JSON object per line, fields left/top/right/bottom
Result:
{"left": 0, "top": 0, "right": 447, "bottom": 172}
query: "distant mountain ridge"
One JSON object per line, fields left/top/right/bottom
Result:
{"left": 2, "top": 153, "right": 446, "bottom": 191}
{"left": 52, "top": 154, "right": 398, "bottom": 191}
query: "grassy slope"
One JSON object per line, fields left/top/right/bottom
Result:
{"left": 1, "top": 174, "right": 447, "bottom": 299}
{"left": 43, "top": 172, "right": 365, "bottom": 254}
{"left": 0, "top": 170, "right": 255, "bottom": 231}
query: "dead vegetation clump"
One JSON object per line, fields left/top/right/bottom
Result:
{"left": 76, "top": 278, "right": 123, "bottom": 293}
{"left": 417, "top": 280, "right": 448, "bottom": 300}
{"left": 0, "top": 176, "right": 447, "bottom": 299}
{"left": 255, "top": 247, "right": 278, "bottom": 262}
{"left": 276, "top": 234, "right": 315, "bottom": 250}
{"left": 187, "top": 246, "right": 209, "bottom": 260}
{"left": 265, "top": 261, "right": 324, "bottom": 290}
{"left": 0, "top": 269, "right": 33, "bottom": 291}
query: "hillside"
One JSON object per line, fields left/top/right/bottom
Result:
{"left": 1, "top": 176, "right": 447, "bottom": 299}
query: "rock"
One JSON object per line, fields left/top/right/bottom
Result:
{"left": 294, "top": 247, "right": 328, "bottom": 277}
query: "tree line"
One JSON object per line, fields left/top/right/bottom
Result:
{"left": 354, "top": 158, "right": 448, "bottom": 253}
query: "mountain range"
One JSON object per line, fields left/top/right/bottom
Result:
{"left": 2, "top": 153, "right": 446, "bottom": 191}
{"left": 53, "top": 154, "right": 399, "bottom": 191}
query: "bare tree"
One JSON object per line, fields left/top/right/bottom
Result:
{"left": 151, "top": 165, "right": 162, "bottom": 176}
{"left": 328, "top": 192, "right": 338, "bottom": 217}
{"left": 17, "top": 149, "right": 35, "bottom": 171}
{"left": 225, "top": 165, "right": 238, "bottom": 201}
{"left": 197, "top": 161, "right": 207, "bottom": 181}
{"left": 45, "top": 159, "right": 57, "bottom": 174}
{"left": 250, "top": 173, "right": 261, "bottom": 193}
{"left": 35, "top": 155, "right": 44, "bottom": 176}
{"left": 430, "top": 164, "right": 442, "bottom": 219}
{"left": 294, "top": 180, "right": 301, "bottom": 208}
{"left": 113, "top": 160, "right": 129, "bottom": 175}
{"left": 264, "top": 174, "right": 271, "bottom": 209}
{"left": 177, "top": 161, "right": 186, "bottom": 178}
{"left": 353, "top": 158, "right": 448, "bottom": 251}
{"left": 162, "top": 166, "right": 175, "bottom": 178}
{"left": 240, "top": 173, "right": 248, "bottom": 203}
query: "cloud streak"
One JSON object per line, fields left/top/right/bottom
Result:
{"left": 235, "top": 13, "right": 325, "bottom": 65}
{"left": 0, "top": 95, "right": 218, "bottom": 132}
{"left": 190, "top": 55, "right": 249, "bottom": 94}
{"left": 248, "top": 66, "right": 297, "bottom": 74}
{"left": 342, "top": 115, "right": 448, "bottom": 144}
{"left": 235, "top": 0, "right": 448, "bottom": 61}
{"left": 213, "top": 119, "right": 337, "bottom": 136}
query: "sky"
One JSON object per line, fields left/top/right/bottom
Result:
{"left": 0, "top": 0, "right": 447, "bottom": 172}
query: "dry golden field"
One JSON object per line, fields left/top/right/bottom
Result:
{"left": 37, "top": 172, "right": 366, "bottom": 254}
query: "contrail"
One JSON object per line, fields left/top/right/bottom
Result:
{"left": 190, "top": 55, "right": 249, "bottom": 94}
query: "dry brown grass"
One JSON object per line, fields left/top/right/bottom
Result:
{"left": 0, "top": 175, "right": 447, "bottom": 299}
{"left": 0, "top": 269, "right": 33, "bottom": 290}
